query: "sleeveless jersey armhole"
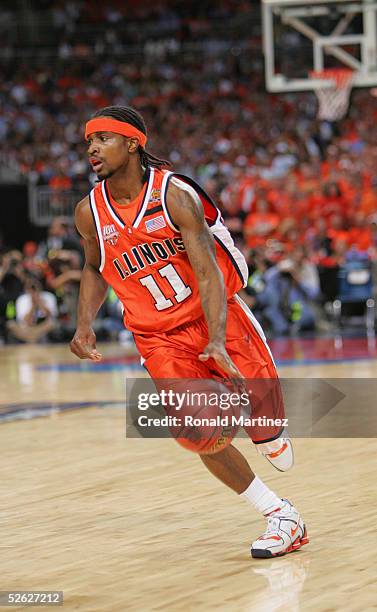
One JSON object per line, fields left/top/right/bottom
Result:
{"left": 89, "top": 188, "right": 106, "bottom": 273}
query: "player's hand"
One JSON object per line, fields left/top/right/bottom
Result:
{"left": 70, "top": 327, "right": 102, "bottom": 361}
{"left": 199, "top": 341, "right": 245, "bottom": 390}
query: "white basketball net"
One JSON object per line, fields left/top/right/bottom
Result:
{"left": 310, "top": 69, "right": 354, "bottom": 121}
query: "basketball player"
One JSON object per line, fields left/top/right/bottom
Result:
{"left": 70, "top": 106, "right": 309, "bottom": 558}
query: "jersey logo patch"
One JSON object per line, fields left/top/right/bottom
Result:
{"left": 102, "top": 224, "right": 119, "bottom": 246}
{"left": 145, "top": 215, "right": 166, "bottom": 233}
{"left": 149, "top": 188, "right": 161, "bottom": 203}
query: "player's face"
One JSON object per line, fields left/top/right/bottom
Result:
{"left": 87, "top": 131, "right": 129, "bottom": 179}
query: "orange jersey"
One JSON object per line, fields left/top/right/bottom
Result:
{"left": 89, "top": 167, "right": 248, "bottom": 333}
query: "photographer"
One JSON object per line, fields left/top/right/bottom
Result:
{"left": 0, "top": 250, "right": 26, "bottom": 299}
{"left": 258, "top": 247, "right": 320, "bottom": 335}
{"left": 0, "top": 250, "right": 26, "bottom": 341}
{"left": 6, "top": 277, "right": 57, "bottom": 344}
{"left": 45, "top": 250, "right": 82, "bottom": 335}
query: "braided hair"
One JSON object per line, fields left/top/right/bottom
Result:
{"left": 92, "top": 106, "right": 171, "bottom": 169}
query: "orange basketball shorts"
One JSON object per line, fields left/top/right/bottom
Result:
{"left": 133, "top": 295, "right": 285, "bottom": 443}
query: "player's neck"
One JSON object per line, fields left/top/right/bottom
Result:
{"left": 106, "top": 161, "right": 145, "bottom": 205}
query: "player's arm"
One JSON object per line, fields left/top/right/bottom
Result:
{"left": 166, "top": 179, "right": 243, "bottom": 379}
{"left": 70, "top": 196, "right": 108, "bottom": 361}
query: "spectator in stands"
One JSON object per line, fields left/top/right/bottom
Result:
{"left": 307, "top": 218, "right": 332, "bottom": 258}
{"left": 327, "top": 214, "right": 349, "bottom": 251}
{"left": 348, "top": 212, "right": 373, "bottom": 253}
{"left": 37, "top": 217, "right": 82, "bottom": 260}
{"left": 360, "top": 180, "right": 377, "bottom": 217}
{"left": 319, "top": 182, "right": 350, "bottom": 221}
{"left": 243, "top": 199, "right": 279, "bottom": 249}
{"left": 48, "top": 161, "right": 73, "bottom": 210}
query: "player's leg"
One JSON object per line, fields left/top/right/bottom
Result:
{"left": 225, "top": 295, "right": 294, "bottom": 472}
{"left": 134, "top": 322, "right": 308, "bottom": 557}
{"left": 222, "top": 296, "right": 308, "bottom": 557}
{"left": 199, "top": 443, "right": 255, "bottom": 493}
{"left": 200, "top": 445, "right": 308, "bottom": 557}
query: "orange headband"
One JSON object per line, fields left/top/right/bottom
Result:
{"left": 85, "top": 118, "right": 147, "bottom": 148}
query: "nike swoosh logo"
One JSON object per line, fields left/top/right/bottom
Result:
{"left": 291, "top": 524, "right": 300, "bottom": 537}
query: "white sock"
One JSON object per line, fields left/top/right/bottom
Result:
{"left": 240, "top": 476, "right": 282, "bottom": 516}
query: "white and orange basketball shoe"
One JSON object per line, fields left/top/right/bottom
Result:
{"left": 255, "top": 436, "right": 294, "bottom": 472}
{"left": 251, "top": 499, "right": 309, "bottom": 558}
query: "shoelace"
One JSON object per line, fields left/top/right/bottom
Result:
{"left": 265, "top": 516, "right": 281, "bottom": 535}
{"left": 264, "top": 503, "right": 295, "bottom": 535}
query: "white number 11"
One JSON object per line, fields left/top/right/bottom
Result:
{"left": 139, "top": 263, "right": 192, "bottom": 311}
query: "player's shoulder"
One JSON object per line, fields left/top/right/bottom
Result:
{"left": 166, "top": 175, "right": 202, "bottom": 215}
{"left": 165, "top": 175, "right": 204, "bottom": 227}
{"left": 75, "top": 194, "right": 90, "bottom": 214}
{"left": 74, "top": 195, "right": 95, "bottom": 238}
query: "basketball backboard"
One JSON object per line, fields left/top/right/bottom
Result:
{"left": 262, "top": 0, "right": 377, "bottom": 91}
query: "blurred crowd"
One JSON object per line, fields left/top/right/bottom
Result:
{"left": 0, "top": 218, "right": 131, "bottom": 345}
{"left": 1, "top": 0, "right": 377, "bottom": 342}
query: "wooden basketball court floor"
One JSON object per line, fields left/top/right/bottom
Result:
{"left": 1, "top": 341, "right": 376, "bottom": 612}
